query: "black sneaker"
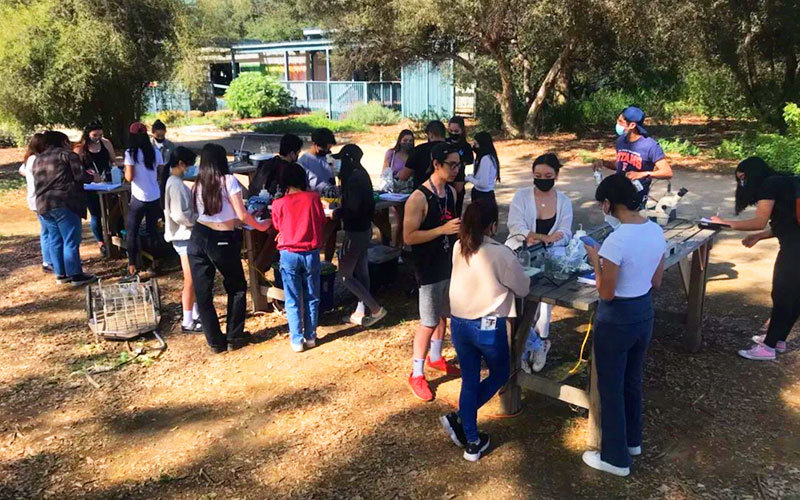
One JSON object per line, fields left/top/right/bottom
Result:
{"left": 56, "top": 275, "right": 72, "bottom": 284}
{"left": 463, "top": 433, "right": 490, "bottom": 462}
{"left": 228, "top": 337, "right": 250, "bottom": 351}
{"left": 42, "top": 264, "right": 54, "bottom": 274}
{"left": 181, "top": 321, "right": 203, "bottom": 333}
{"left": 440, "top": 412, "right": 467, "bottom": 448}
{"left": 69, "top": 273, "right": 98, "bottom": 287}
{"left": 209, "top": 345, "right": 227, "bottom": 354}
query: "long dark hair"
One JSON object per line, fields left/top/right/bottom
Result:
{"left": 24, "top": 133, "right": 45, "bottom": 161}
{"left": 392, "top": 129, "right": 414, "bottom": 152}
{"left": 126, "top": 132, "right": 156, "bottom": 170}
{"left": 595, "top": 173, "right": 640, "bottom": 211}
{"left": 194, "top": 143, "right": 231, "bottom": 216}
{"left": 473, "top": 131, "right": 500, "bottom": 181}
{"left": 459, "top": 199, "right": 498, "bottom": 263}
{"left": 734, "top": 156, "right": 780, "bottom": 215}
{"left": 77, "top": 121, "right": 109, "bottom": 163}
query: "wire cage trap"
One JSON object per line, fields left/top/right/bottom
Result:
{"left": 86, "top": 276, "right": 166, "bottom": 351}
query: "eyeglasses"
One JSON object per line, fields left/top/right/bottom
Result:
{"left": 442, "top": 160, "right": 460, "bottom": 170}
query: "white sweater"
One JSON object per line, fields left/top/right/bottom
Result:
{"left": 465, "top": 155, "right": 497, "bottom": 192}
{"left": 506, "top": 187, "right": 573, "bottom": 249}
{"left": 164, "top": 175, "right": 197, "bottom": 242}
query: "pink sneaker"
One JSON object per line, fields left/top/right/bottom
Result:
{"left": 738, "top": 343, "right": 776, "bottom": 361}
{"left": 751, "top": 334, "right": 787, "bottom": 353}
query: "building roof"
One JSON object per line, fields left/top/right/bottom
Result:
{"left": 230, "top": 38, "right": 334, "bottom": 54}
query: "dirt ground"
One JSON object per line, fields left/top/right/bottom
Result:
{"left": 1, "top": 120, "right": 799, "bottom": 500}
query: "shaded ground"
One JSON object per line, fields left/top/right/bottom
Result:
{"left": 1, "top": 120, "right": 799, "bottom": 500}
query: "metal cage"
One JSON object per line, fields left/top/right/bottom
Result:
{"left": 86, "top": 277, "right": 162, "bottom": 341}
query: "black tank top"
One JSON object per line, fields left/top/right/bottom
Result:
{"left": 536, "top": 215, "right": 556, "bottom": 236}
{"left": 411, "top": 183, "right": 456, "bottom": 285}
{"left": 85, "top": 143, "right": 112, "bottom": 177}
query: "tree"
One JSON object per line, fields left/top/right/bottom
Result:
{"left": 0, "top": 0, "right": 181, "bottom": 142}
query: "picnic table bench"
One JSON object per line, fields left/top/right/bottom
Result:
{"left": 498, "top": 218, "right": 719, "bottom": 448}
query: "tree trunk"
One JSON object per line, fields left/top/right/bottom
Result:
{"left": 523, "top": 43, "right": 573, "bottom": 136}
{"left": 495, "top": 54, "right": 524, "bottom": 138}
{"left": 555, "top": 61, "right": 571, "bottom": 105}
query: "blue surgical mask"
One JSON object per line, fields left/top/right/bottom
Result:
{"left": 615, "top": 123, "right": 627, "bottom": 136}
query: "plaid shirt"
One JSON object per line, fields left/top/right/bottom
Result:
{"left": 33, "top": 146, "right": 92, "bottom": 217}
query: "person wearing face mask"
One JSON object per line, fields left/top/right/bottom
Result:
{"left": 375, "top": 129, "right": 415, "bottom": 246}
{"left": 592, "top": 106, "right": 673, "bottom": 207}
{"left": 298, "top": 128, "right": 339, "bottom": 262}
{"left": 506, "top": 153, "right": 573, "bottom": 371}
{"left": 74, "top": 121, "right": 117, "bottom": 256}
{"left": 581, "top": 174, "right": 665, "bottom": 477}
{"left": 465, "top": 131, "right": 500, "bottom": 205}
{"left": 440, "top": 199, "right": 530, "bottom": 461}
{"left": 447, "top": 116, "right": 474, "bottom": 216}
{"left": 398, "top": 120, "right": 447, "bottom": 189}
{"left": 710, "top": 157, "right": 800, "bottom": 361}
{"left": 151, "top": 120, "right": 176, "bottom": 210}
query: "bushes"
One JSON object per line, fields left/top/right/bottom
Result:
{"left": 155, "top": 110, "right": 186, "bottom": 125}
{"left": 188, "top": 110, "right": 204, "bottom": 119}
{"left": 682, "top": 65, "right": 751, "bottom": 120}
{"left": 345, "top": 102, "right": 401, "bottom": 126}
{"left": 251, "top": 111, "right": 368, "bottom": 134}
{"left": 660, "top": 138, "right": 701, "bottom": 156}
{"left": 224, "top": 73, "right": 292, "bottom": 118}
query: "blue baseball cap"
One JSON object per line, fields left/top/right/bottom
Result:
{"left": 621, "top": 106, "right": 648, "bottom": 136}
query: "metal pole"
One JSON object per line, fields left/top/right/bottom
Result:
{"left": 325, "top": 48, "right": 332, "bottom": 118}
{"left": 284, "top": 50, "right": 289, "bottom": 81}
{"left": 230, "top": 46, "right": 238, "bottom": 79}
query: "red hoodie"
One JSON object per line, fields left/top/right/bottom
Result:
{"left": 271, "top": 190, "right": 326, "bottom": 252}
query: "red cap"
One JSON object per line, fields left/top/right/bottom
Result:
{"left": 129, "top": 122, "right": 147, "bottom": 135}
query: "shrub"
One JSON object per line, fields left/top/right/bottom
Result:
{"left": 188, "top": 110, "right": 204, "bottom": 119}
{"left": 682, "top": 65, "right": 751, "bottom": 120}
{"left": 155, "top": 110, "right": 186, "bottom": 125}
{"left": 409, "top": 109, "right": 453, "bottom": 134}
{"left": 345, "top": 102, "right": 401, "bottom": 126}
{"left": 660, "top": 138, "right": 701, "bottom": 156}
{"left": 251, "top": 111, "right": 368, "bottom": 134}
{"left": 210, "top": 115, "right": 234, "bottom": 131}
{"left": 204, "top": 110, "right": 235, "bottom": 119}
{"left": 224, "top": 73, "right": 292, "bottom": 118}
{"left": 713, "top": 138, "right": 747, "bottom": 160}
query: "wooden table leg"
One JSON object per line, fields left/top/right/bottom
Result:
{"left": 244, "top": 229, "right": 269, "bottom": 313}
{"left": 586, "top": 346, "right": 602, "bottom": 449}
{"left": 685, "top": 241, "right": 712, "bottom": 352}
{"left": 97, "top": 193, "right": 113, "bottom": 259}
{"left": 498, "top": 299, "right": 537, "bottom": 416}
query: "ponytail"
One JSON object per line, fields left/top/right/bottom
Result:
{"left": 459, "top": 199, "right": 499, "bottom": 263}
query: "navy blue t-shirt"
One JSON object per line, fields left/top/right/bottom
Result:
{"left": 615, "top": 135, "right": 665, "bottom": 198}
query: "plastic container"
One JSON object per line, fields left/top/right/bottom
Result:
{"left": 368, "top": 245, "right": 401, "bottom": 291}
{"left": 319, "top": 261, "right": 337, "bottom": 312}
{"left": 110, "top": 166, "right": 123, "bottom": 185}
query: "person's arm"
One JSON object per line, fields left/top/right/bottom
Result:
{"left": 742, "top": 227, "right": 775, "bottom": 247}
{"left": 69, "top": 151, "right": 96, "bottom": 183}
{"left": 102, "top": 138, "right": 117, "bottom": 166}
{"left": 585, "top": 242, "right": 619, "bottom": 301}
{"left": 403, "top": 190, "right": 459, "bottom": 245}
{"left": 499, "top": 250, "right": 531, "bottom": 297}
{"left": 230, "top": 191, "right": 269, "bottom": 231}
{"left": 465, "top": 156, "right": 493, "bottom": 191}
{"left": 543, "top": 195, "right": 573, "bottom": 246}
{"left": 651, "top": 256, "right": 665, "bottom": 289}
{"left": 382, "top": 150, "right": 392, "bottom": 173}
{"left": 628, "top": 158, "right": 673, "bottom": 181}
{"left": 711, "top": 199, "right": 774, "bottom": 231}
{"left": 593, "top": 158, "right": 617, "bottom": 172}
{"left": 506, "top": 190, "right": 531, "bottom": 240}
{"left": 167, "top": 182, "right": 197, "bottom": 227}
{"left": 396, "top": 148, "right": 417, "bottom": 181}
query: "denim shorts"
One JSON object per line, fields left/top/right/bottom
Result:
{"left": 419, "top": 279, "right": 450, "bottom": 328}
{"left": 172, "top": 240, "right": 189, "bottom": 256}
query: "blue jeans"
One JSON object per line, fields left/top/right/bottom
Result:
{"left": 279, "top": 249, "right": 321, "bottom": 346}
{"left": 451, "top": 315, "right": 510, "bottom": 443}
{"left": 87, "top": 192, "right": 103, "bottom": 244}
{"left": 37, "top": 214, "right": 54, "bottom": 266}
{"left": 40, "top": 208, "right": 83, "bottom": 277}
{"left": 594, "top": 292, "right": 654, "bottom": 468}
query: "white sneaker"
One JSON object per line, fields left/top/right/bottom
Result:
{"left": 628, "top": 446, "right": 641, "bottom": 456}
{"left": 582, "top": 450, "right": 630, "bottom": 477}
{"left": 290, "top": 342, "right": 305, "bottom": 353}
{"left": 751, "top": 334, "right": 787, "bottom": 353}
{"left": 304, "top": 338, "right": 317, "bottom": 349}
{"left": 532, "top": 340, "right": 551, "bottom": 373}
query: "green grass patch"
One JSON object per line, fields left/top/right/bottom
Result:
{"left": 250, "top": 111, "right": 369, "bottom": 134}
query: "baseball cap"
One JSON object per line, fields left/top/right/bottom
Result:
{"left": 332, "top": 144, "right": 363, "bottom": 164}
{"left": 129, "top": 122, "right": 148, "bottom": 135}
{"left": 432, "top": 142, "right": 459, "bottom": 163}
{"left": 621, "top": 106, "right": 648, "bottom": 136}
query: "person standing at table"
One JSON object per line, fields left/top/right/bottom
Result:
{"left": 440, "top": 199, "right": 530, "bottom": 461}
{"left": 465, "top": 131, "right": 500, "bottom": 205}
{"left": 447, "top": 116, "right": 474, "bottom": 216}
{"left": 33, "top": 131, "right": 98, "bottom": 286}
{"left": 298, "top": 127, "right": 338, "bottom": 262}
{"left": 374, "top": 129, "right": 415, "bottom": 246}
{"left": 398, "top": 120, "right": 447, "bottom": 189}
{"left": 74, "top": 121, "right": 117, "bottom": 257}
{"left": 710, "top": 157, "right": 800, "bottom": 361}
{"left": 190, "top": 144, "right": 271, "bottom": 353}
{"left": 251, "top": 133, "right": 303, "bottom": 198}
{"left": 506, "top": 153, "right": 573, "bottom": 372}
{"left": 19, "top": 133, "right": 51, "bottom": 272}
{"left": 333, "top": 144, "right": 388, "bottom": 327}
{"left": 271, "top": 162, "right": 327, "bottom": 352}
{"left": 151, "top": 119, "right": 176, "bottom": 208}
{"left": 581, "top": 174, "right": 665, "bottom": 477}
{"left": 124, "top": 122, "right": 165, "bottom": 277}
{"left": 404, "top": 143, "right": 462, "bottom": 402}
{"left": 164, "top": 146, "right": 202, "bottom": 333}
{"left": 592, "top": 106, "right": 673, "bottom": 208}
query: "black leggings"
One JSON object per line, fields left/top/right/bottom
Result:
{"left": 765, "top": 245, "right": 800, "bottom": 348}
{"left": 471, "top": 188, "right": 496, "bottom": 205}
{"left": 127, "top": 198, "right": 161, "bottom": 267}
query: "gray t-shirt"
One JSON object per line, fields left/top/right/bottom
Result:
{"left": 298, "top": 153, "right": 335, "bottom": 193}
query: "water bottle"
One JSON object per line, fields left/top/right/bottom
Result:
{"left": 110, "top": 166, "right": 123, "bottom": 184}
{"left": 593, "top": 170, "right": 602, "bottom": 185}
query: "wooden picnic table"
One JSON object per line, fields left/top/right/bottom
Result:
{"left": 85, "top": 183, "right": 129, "bottom": 260}
{"left": 498, "top": 218, "right": 719, "bottom": 448}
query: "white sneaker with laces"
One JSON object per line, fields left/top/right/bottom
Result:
{"left": 532, "top": 340, "right": 551, "bottom": 373}
{"left": 582, "top": 450, "right": 630, "bottom": 477}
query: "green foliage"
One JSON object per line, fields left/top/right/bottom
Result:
{"left": 660, "top": 138, "right": 701, "bottom": 156}
{"left": 210, "top": 115, "right": 235, "bottom": 131}
{"left": 713, "top": 106, "right": 800, "bottom": 173}
{"left": 224, "top": 73, "right": 292, "bottom": 119}
{"left": 577, "top": 150, "right": 597, "bottom": 163}
{"left": 785, "top": 103, "right": 800, "bottom": 137}
{"left": 713, "top": 139, "right": 747, "bottom": 160}
{"left": 681, "top": 65, "right": 751, "bottom": 120}
{"left": 188, "top": 110, "right": 205, "bottom": 119}
{"left": 155, "top": 110, "right": 187, "bottom": 126}
{"left": 251, "top": 111, "right": 369, "bottom": 135}
{"left": 409, "top": 110, "right": 453, "bottom": 134}
{"left": 345, "top": 103, "right": 401, "bottom": 126}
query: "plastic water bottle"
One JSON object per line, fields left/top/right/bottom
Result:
{"left": 111, "top": 166, "right": 123, "bottom": 184}
{"left": 593, "top": 170, "right": 602, "bottom": 185}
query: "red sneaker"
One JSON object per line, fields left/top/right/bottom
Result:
{"left": 426, "top": 356, "right": 461, "bottom": 376}
{"left": 408, "top": 373, "right": 434, "bottom": 401}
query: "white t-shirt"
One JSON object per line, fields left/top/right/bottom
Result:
{"left": 195, "top": 174, "right": 242, "bottom": 223}
{"left": 598, "top": 220, "right": 666, "bottom": 298}
{"left": 19, "top": 155, "right": 37, "bottom": 211}
{"left": 124, "top": 148, "right": 164, "bottom": 202}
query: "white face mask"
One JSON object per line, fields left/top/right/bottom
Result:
{"left": 603, "top": 202, "right": 622, "bottom": 230}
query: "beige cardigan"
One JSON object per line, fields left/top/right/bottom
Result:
{"left": 449, "top": 237, "right": 531, "bottom": 320}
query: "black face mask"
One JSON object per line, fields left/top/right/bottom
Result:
{"left": 316, "top": 149, "right": 330, "bottom": 157}
{"left": 534, "top": 178, "right": 555, "bottom": 192}
{"left": 449, "top": 134, "right": 461, "bottom": 143}
{"left": 154, "top": 137, "right": 165, "bottom": 144}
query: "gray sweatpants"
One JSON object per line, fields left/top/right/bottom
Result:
{"left": 339, "top": 229, "right": 380, "bottom": 313}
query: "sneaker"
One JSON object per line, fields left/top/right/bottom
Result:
{"left": 181, "top": 321, "right": 203, "bottom": 333}
{"left": 304, "top": 337, "right": 317, "bottom": 349}
{"left": 408, "top": 373, "right": 433, "bottom": 402}
{"left": 291, "top": 342, "right": 305, "bottom": 353}
{"left": 628, "top": 445, "right": 642, "bottom": 456}
{"left": 532, "top": 340, "right": 551, "bottom": 373}
{"left": 345, "top": 313, "right": 365, "bottom": 326}
{"left": 42, "top": 264, "right": 54, "bottom": 274}
{"left": 582, "top": 450, "right": 630, "bottom": 477}
{"left": 440, "top": 412, "right": 467, "bottom": 448}
{"left": 361, "top": 307, "right": 388, "bottom": 328}
{"left": 99, "top": 245, "right": 108, "bottom": 258}
{"left": 209, "top": 345, "right": 227, "bottom": 354}
{"left": 426, "top": 356, "right": 461, "bottom": 376}
{"left": 56, "top": 275, "right": 72, "bottom": 285}
{"left": 463, "top": 433, "right": 490, "bottom": 462}
{"left": 69, "top": 273, "right": 98, "bottom": 287}
{"left": 751, "top": 334, "right": 787, "bottom": 353}
{"left": 738, "top": 343, "right": 776, "bottom": 361}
